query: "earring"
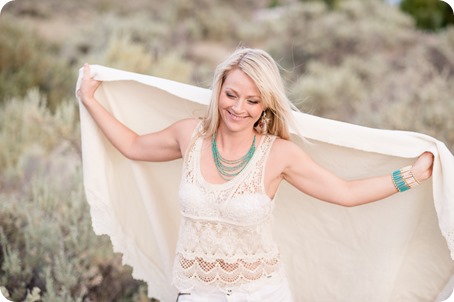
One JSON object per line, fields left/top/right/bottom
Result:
{"left": 259, "top": 111, "right": 270, "bottom": 134}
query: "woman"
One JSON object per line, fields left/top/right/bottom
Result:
{"left": 78, "top": 48, "right": 434, "bottom": 301}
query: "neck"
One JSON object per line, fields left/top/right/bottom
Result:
{"left": 215, "top": 126, "right": 257, "bottom": 158}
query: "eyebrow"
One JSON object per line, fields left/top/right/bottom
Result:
{"left": 224, "top": 87, "right": 260, "bottom": 99}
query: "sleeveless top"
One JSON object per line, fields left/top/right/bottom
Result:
{"left": 172, "top": 127, "right": 284, "bottom": 292}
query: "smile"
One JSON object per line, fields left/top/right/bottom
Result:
{"left": 227, "top": 110, "right": 248, "bottom": 120}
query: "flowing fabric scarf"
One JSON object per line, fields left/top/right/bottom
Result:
{"left": 76, "top": 65, "right": 454, "bottom": 302}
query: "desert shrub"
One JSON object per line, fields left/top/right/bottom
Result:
{"left": 0, "top": 91, "right": 151, "bottom": 301}
{"left": 0, "top": 169, "right": 149, "bottom": 301}
{"left": 6, "top": 0, "right": 165, "bottom": 18}
{"left": 92, "top": 33, "right": 155, "bottom": 75}
{"left": 68, "top": 13, "right": 172, "bottom": 61}
{"left": 264, "top": 0, "right": 415, "bottom": 74}
{"left": 290, "top": 60, "right": 367, "bottom": 120}
{"left": 164, "top": 0, "right": 260, "bottom": 43}
{"left": 289, "top": 34, "right": 454, "bottom": 151}
{"left": 84, "top": 31, "right": 195, "bottom": 83}
{"left": 258, "top": 0, "right": 454, "bottom": 151}
{"left": 67, "top": 13, "right": 199, "bottom": 83}
{"left": 0, "top": 15, "right": 75, "bottom": 110}
{"left": 299, "top": 0, "right": 340, "bottom": 9}
{"left": 0, "top": 90, "right": 80, "bottom": 187}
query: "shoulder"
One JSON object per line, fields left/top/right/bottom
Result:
{"left": 268, "top": 137, "right": 307, "bottom": 168}
{"left": 174, "top": 117, "right": 200, "bottom": 129}
{"left": 172, "top": 118, "right": 202, "bottom": 155}
{"left": 270, "top": 137, "right": 300, "bottom": 154}
{"left": 172, "top": 118, "right": 201, "bottom": 137}
{"left": 261, "top": 137, "right": 302, "bottom": 185}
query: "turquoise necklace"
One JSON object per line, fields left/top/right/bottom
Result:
{"left": 211, "top": 132, "right": 256, "bottom": 180}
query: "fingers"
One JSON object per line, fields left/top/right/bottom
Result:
{"left": 79, "top": 63, "right": 102, "bottom": 102}
{"left": 83, "top": 63, "right": 93, "bottom": 80}
{"left": 421, "top": 152, "right": 435, "bottom": 166}
{"left": 413, "top": 151, "right": 435, "bottom": 182}
{"left": 81, "top": 63, "right": 102, "bottom": 87}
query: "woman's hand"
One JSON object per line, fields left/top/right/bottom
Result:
{"left": 411, "top": 152, "right": 434, "bottom": 183}
{"left": 78, "top": 63, "right": 102, "bottom": 105}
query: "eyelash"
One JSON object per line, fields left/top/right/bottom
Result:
{"left": 226, "top": 92, "right": 259, "bottom": 104}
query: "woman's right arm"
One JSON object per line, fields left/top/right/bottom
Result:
{"left": 79, "top": 63, "right": 195, "bottom": 162}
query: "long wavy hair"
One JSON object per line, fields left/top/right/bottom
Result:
{"left": 201, "top": 47, "right": 298, "bottom": 140}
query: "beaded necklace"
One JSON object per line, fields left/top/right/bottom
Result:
{"left": 211, "top": 132, "right": 256, "bottom": 180}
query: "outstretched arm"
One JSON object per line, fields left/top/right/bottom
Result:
{"left": 78, "top": 64, "right": 196, "bottom": 162}
{"left": 274, "top": 139, "right": 433, "bottom": 207}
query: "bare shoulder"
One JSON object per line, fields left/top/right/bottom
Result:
{"left": 263, "top": 137, "right": 304, "bottom": 192}
{"left": 173, "top": 118, "right": 200, "bottom": 136}
{"left": 268, "top": 137, "right": 309, "bottom": 170}
{"left": 173, "top": 118, "right": 201, "bottom": 155}
{"left": 270, "top": 137, "right": 300, "bottom": 155}
{"left": 267, "top": 137, "right": 298, "bottom": 169}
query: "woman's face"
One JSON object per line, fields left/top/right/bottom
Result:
{"left": 218, "top": 69, "right": 264, "bottom": 133}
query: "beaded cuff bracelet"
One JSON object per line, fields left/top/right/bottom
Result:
{"left": 392, "top": 165, "right": 420, "bottom": 192}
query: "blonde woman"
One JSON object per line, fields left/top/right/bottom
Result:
{"left": 78, "top": 48, "right": 434, "bottom": 302}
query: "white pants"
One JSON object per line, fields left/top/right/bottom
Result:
{"left": 176, "top": 277, "right": 294, "bottom": 302}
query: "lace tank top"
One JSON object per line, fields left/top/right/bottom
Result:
{"left": 172, "top": 129, "right": 283, "bottom": 292}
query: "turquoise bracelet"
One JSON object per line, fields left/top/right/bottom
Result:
{"left": 392, "top": 165, "right": 419, "bottom": 192}
{"left": 392, "top": 170, "right": 410, "bottom": 192}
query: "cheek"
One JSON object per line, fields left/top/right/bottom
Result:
{"left": 218, "top": 95, "right": 229, "bottom": 109}
{"left": 253, "top": 105, "right": 265, "bottom": 117}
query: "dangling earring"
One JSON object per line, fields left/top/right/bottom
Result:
{"left": 259, "top": 110, "right": 270, "bottom": 134}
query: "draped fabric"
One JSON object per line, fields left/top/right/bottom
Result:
{"left": 76, "top": 65, "right": 454, "bottom": 302}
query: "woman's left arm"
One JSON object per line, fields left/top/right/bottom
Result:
{"left": 277, "top": 140, "right": 434, "bottom": 207}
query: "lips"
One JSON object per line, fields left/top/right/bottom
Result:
{"left": 227, "top": 110, "right": 248, "bottom": 120}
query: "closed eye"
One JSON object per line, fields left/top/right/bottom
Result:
{"left": 226, "top": 92, "right": 236, "bottom": 99}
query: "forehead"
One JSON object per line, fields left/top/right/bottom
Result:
{"left": 223, "top": 69, "right": 260, "bottom": 96}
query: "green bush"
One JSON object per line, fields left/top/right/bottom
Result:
{"left": 400, "top": 0, "right": 454, "bottom": 31}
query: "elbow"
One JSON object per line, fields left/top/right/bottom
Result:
{"left": 321, "top": 195, "right": 358, "bottom": 207}
{"left": 122, "top": 151, "right": 136, "bottom": 160}
{"left": 339, "top": 200, "right": 359, "bottom": 208}
{"left": 114, "top": 148, "right": 134, "bottom": 160}
{"left": 121, "top": 148, "right": 142, "bottom": 161}
{"left": 121, "top": 136, "right": 141, "bottom": 160}
{"left": 332, "top": 189, "right": 361, "bottom": 208}
{"left": 334, "top": 181, "right": 370, "bottom": 207}
{"left": 325, "top": 183, "right": 359, "bottom": 207}
{"left": 334, "top": 193, "right": 374, "bottom": 208}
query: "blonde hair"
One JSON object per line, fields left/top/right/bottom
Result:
{"left": 202, "top": 47, "right": 298, "bottom": 140}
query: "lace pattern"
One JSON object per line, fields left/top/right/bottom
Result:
{"left": 173, "top": 131, "right": 281, "bottom": 291}
{"left": 444, "top": 230, "right": 454, "bottom": 260}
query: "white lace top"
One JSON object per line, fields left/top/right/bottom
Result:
{"left": 172, "top": 129, "right": 283, "bottom": 292}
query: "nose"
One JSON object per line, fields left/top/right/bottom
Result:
{"left": 231, "top": 99, "right": 244, "bottom": 112}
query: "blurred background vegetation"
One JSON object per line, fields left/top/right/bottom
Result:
{"left": 0, "top": 0, "right": 453, "bottom": 301}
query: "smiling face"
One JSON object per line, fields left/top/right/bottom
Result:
{"left": 218, "top": 68, "right": 265, "bottom": 134}
{"left": 203, "top": 48, "right": 293, "bottom": 140}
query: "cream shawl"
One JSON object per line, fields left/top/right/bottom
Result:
{"left": 76, "top": 65, "right": 454, "bottom": 302}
